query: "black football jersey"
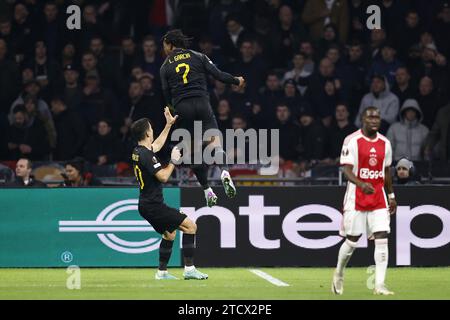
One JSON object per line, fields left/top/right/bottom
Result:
{"left": 160, "top": 48, "right": 239, "bottom": 107}
{"left": 131, "top": 145, "right": 163, "bottom": 204}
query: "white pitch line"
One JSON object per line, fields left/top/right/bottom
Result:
{"left": 249, "top": 269, "right": 290, "bottom": 287}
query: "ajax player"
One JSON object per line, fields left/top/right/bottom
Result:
{"left": 332, "top": 106, "right": 397, "bottom": 295}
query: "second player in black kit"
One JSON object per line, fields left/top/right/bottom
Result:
{"left": 130, "top": 110, "right": 208, "bottom": 280}
{"left": 132, "top": 145, "right": 186, "bottom": 234}
{"left": 160, "top": 29, "right": 246, "bottom": 207}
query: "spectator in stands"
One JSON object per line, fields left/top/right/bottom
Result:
{"left": 299, "top": 40, "right": 316, "bottom": 74}
{"left": 61, "top": 64, "right": 83, "bottom": 110}
{"left": 425, "top": 102, "right": 450, "bottom": 161}
{"left": 394, "top": 10, "right": 423, "bottom": 62}
{"left": 61, "top": 42, "right": 77, "bottom": 68}
{"left": 308, "top": 58, "right": 344, "bottom": 122}
{"left": 11, "top": 2, "right": 34, "bottom": 60}
{"left": 268, "top": 4, "right": 305, "bottom": 69}
{"left": 9, "top": 80, "right": 51, "bottom": 123}
{"left": 27, "top": 40, "right": 62, "bottom": 100}
{"left": 394, "top": 157, "right": 420, "bottom": 185}
{"left": 216, "top": 99, "right": 232, "bottom": 136}
{"left": 38, "top": 1, "right": 66, "bottom": 59}
{"left": 366, "top": 42, "right": 403, "bottom": 88}
{"left": 120, "top": 80, "right": 164, "bottom": 140}
{"left": 227, "top": 83, "right": 253, "bottom": 118}
{"left": 283, "top": 79, "right": 303, "bottom": 113}
{"left": 221, "top": 14, "right": 251, "bottom": 63}
{"left": 416, "top": 76, "right": 445, "bottom": 129}
{"left": 302, "top": 0, "right": 349, "bottom": 44}
{"left": 6, "top": 105, "right": 50, "bottom": 160}
{"left": 198, "top": 35, "right": 225, "bottom": 69}
{"left": 139, "top": 73, "right": 156, "bottom": 97}
{"left": 84, "top": 119, "right": 122, "bottom": 166}
{"left": 328, "top": 103, "right": 357, "bottom": 161}
{"left": 298, "top": 108, "right": 328, "bottom": 162}
{"left": 316, "top": 24, "right": 340, "bottom": 59}
{"left": 367, "top": 28, "right": 387, "bottom": 61}
{"left": 62, "top": 158, "right": 102, "bottom": 187}
{"left": 0, "top": 16, "right": 16, "bottom": 56}
{"left": 7, "top": 158, "right": 46, "bottom": 187}
{"left": 79, "top": 71, "right": 119, "bottom": 132}
{"left": 80, "top": 51, "right": 100, "bottom": 81}
{"left": 274, "top": 104, "right": 301, "bottom": 161}
{"left": 348, "top": 0, "right": 368, "bottom": 43}
{"left": 0, "top": 39, "right": 21, "bottom": 116}
{"left": 210, "top": 80, "right": 230, "bottom": 110}
{"left": 387, "top": 99, "right": 429, "bottom": 161}
{"left": 119, "top": 36, "right": 139, "bottom": 79}
{"left": 339, "top": 41, "right": 366, "bottom": 116}
{"left": 412, "top": 43, "right": 448, "bottom": 98}
{"left": 257, "top": 72, "right": 283, "bottom": 117}
{"left": 282, "top": 52, "right": 312, "bottom": 95}
{"left": 391, "top": 67, "right": 416, "bottom": 106}
{"left": 23, "top": 94, "right": 56, "bottom": 149}
{"left": 380, "top": 0, "right": 408, "bottom": 35}
{"left": 355, "top": 75, "right": 400, "bottom": 133}
{"left": 137, "top": 35, "right": 163, "bottom": 80}
{"left": 316, "top": 79, "right": 343, "bottom": 127}
{"left": 431, "top": 1, "right": 450, "bottom": 60}
{"left": 81, "top": 4, "right": 108, "bottom": 50}
{"left": 231, "top": 39, "right": 267, "bottom": 98}
{"left": 230, "top": 114, "right": 250, "bottom": 163}
{"left": 89, "top": 35, "right": 117, "bottom": 89}
{"left": 325, "top": 45, "right": 344, "bottom": 74}
{"left": 51, "top": 96, "right": 86, "bottom": 161}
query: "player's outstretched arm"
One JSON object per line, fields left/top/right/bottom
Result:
{"left": 151, "top": 107, "right": 178, "bottom": 153}
{"left": 202, "top": 53, "right": 244, "bottom": 87}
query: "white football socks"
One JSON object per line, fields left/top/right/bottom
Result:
{"left": 336, "top": 239, "right": 358, "bottom": 277}
{"left": 184, "top": 265, "right": 195, "bottom": 272}
{"left": 374, "top": 238, "right": 388, "bottom": 287}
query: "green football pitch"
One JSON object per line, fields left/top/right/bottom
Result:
{"left": 1, "top": 267, "right": 449, "bottom": 300}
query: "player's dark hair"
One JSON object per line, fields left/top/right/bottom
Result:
{"left": 131, "top": 118, "right": 151, "bottom": 142}
{"left": 162, "top": 29, "right": 192, "bottom": 49}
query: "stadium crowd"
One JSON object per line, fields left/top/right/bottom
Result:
{"left": 0, "top": 0, "right": 450, "bottom": 184}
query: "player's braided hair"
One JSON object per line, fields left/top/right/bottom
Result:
{"left": 162, "top": 29, "right": 192, "bottom": 49}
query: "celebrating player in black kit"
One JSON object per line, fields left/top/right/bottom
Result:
{"left": 160, "top": 29, "right": 246, "bottom": 207}
{"left": 131, "top": 108, "right": 208, "bottom": 280}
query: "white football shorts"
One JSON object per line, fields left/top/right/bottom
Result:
{"left": 339, "top": 208, "right": 391, "bottom": 239}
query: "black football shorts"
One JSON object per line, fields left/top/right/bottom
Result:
{"left": 139, "top": 202, "right": 187, "bottom": 234}
{"left": 174, "top": 96, "right": 219, "bottom": 133}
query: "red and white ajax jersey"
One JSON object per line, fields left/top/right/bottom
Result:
{"left": 340, "top": 130, "right": 392, "bottom": 212}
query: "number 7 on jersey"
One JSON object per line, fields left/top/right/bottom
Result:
{"left": 176, "top": 63, "right": 190, "bottom": 84}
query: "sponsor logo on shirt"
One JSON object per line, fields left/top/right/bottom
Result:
{"left": 360, "top": 168, "right": 384, "bottom": 179}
